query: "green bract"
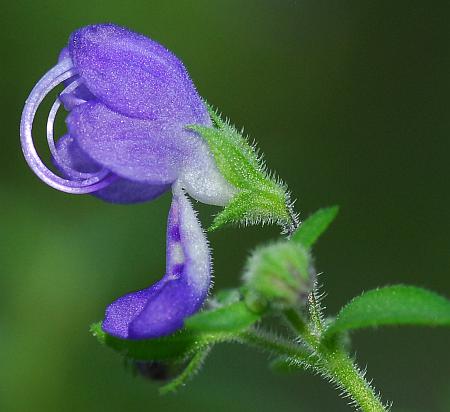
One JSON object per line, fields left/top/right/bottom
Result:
{"left": 188, "top": 106, "right": 297, "bottom": 233}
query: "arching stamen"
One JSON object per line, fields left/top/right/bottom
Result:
{"left": 46, "top": 78, "right": 83, "bottom": 161}
{"left": 46, "top": 78, "right": 109, "bottom": 181}
{"left": 20, "top": 58, "right": 115, "bottom": 194}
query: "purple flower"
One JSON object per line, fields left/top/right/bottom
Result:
{"left": 20, "top": 24, "right": 236, "bottom": 339}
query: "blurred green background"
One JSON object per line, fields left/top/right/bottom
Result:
{"left": 1, "top": 1, "right": 449, "bottom": 411}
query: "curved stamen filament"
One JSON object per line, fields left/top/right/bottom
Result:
{"left": 20, "top": 58, "right": 115, "bottom": 194}
{"left": 46, "top": 78, "right": 109, "bottom": 181}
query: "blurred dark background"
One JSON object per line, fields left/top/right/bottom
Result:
{"left": 1, "top": 1, "right": 449, "bottom": 411}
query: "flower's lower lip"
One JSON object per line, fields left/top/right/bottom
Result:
{"left": 20, "top": 58, "right": 114, "bottom": 194}
{"left": 102, "top": 188, "right": 211, "bottom": 339}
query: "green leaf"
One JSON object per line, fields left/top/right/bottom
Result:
{"left": 185, "top": 301, "right": 261, "bottom": 332}
{"left": 291, "top": 206, "right": 339, "bottom": 248}
{"left": 325, "top": 285, "right": 450, "bottom": 338}
{"left": 91, "top": 322, "right": 222, "bottom": 361}
{"left": 188, "top": 105, "right": 296, "bottom": 233}
{"left": 159, "top": 347, "right": 211, "bottom": 395}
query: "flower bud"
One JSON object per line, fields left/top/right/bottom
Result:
{"left": 243, "top": 241, "right": 315, "bottom": 309}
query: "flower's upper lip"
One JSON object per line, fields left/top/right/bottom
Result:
{"left": 68, "top": 23, "right": 208, "bottom": 123}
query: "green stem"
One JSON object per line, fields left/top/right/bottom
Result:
{"left": 320, "top": 349, "right": 386, "bottom": 412}
{"left": 283, "top": 307, "right": 318, "bottom": 348}
{"left": 159, "top": 347, "right": 211, "bottom": 395}
{"left": 237, "top": 329, "right": 317, "bottom": 368}
{"left": 283, "top": 307, "right": 308, "bottom": 334}
{"left": 282, "top": 308, "right": 388, "bottom": 412}
{"left": 308, "top": 290, "right": 325, "bottom": 334}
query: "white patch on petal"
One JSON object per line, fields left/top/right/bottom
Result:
{"left": 170, "top": 243, "right": 184, "bottom": 265}
{"left": 174, "top": 186, "right": 211, "bottom": 292}
{"left": 179, "top": 139, "right": 237, "bottom": 206}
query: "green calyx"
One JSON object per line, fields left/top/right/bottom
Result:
{"left": 188, "top": 105, "right": 297, "bottom": 233}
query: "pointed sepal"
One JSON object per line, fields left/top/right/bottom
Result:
{"left": 188, "top": 106, "right": 297, "bottom": 233}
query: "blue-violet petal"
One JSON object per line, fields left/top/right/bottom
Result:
{"left": 66, "top": 101, "right": 194, "bottom": 185}
{"left": 69, "top": 24, "right": 208, "bottom": 123}
{"left": 54, "top": 134, "right": 170, "bottom": 203}
{"left": 102, "top": 189, "right": 211, "bottom": 339}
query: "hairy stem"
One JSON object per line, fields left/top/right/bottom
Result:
{"left": 308, "top": 289, "right": 325, "bottom": 334}
{"left": 319, "top": 349, "right": 387, "bottom": 412}
{"left": 237, "top": 329, "right": 317, "bottom": 368}
{"left": 283, "top": 307, "right": 317, "bottom": 348}
{"left": 159, "top": 347, "right": 211, "bottom": 395}
{"left": 282, "top": 308, "right": 388, "bottom": 412}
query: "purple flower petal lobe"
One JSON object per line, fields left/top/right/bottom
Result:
{"left": 69, "top": 24, "right": 208, "bottom": 123}
{"left": 66, "top": 101, "right": 192, "bottom": 185}
{"left": 54, "top": 134, "right": 170, "bottom": 203}
{"left": 102, "top": 189, "right": 211, "bottom": 339}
